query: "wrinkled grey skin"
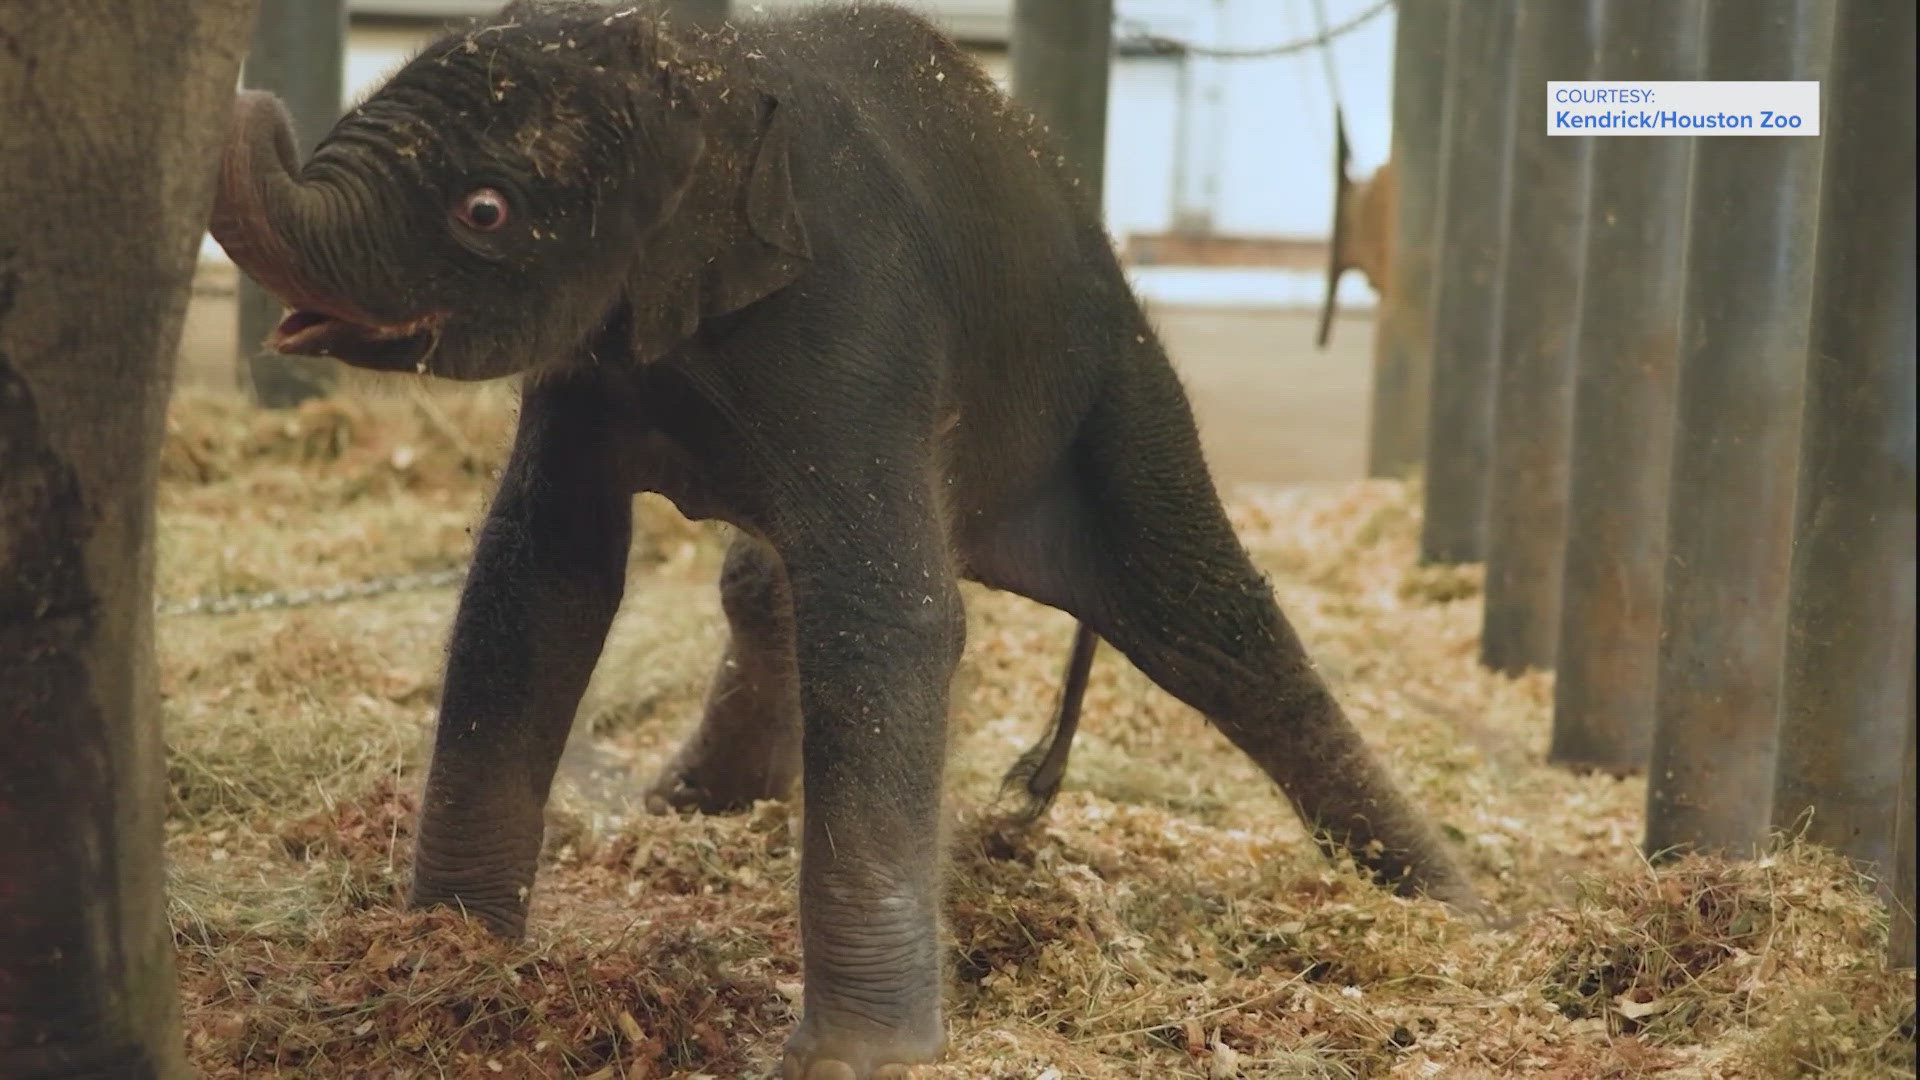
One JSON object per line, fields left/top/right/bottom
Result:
{"left": 207, "top": 3, "right": 1479, "bottom": 1075}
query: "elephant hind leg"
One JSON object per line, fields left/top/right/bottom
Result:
{"left": 976, "top": 352, "right": 1479, "bottom": 910}
{"left": 645, "top": 533, "right": 804, "bottom": 814}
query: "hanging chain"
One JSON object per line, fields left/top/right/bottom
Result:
{"left": 155, "top": 564, "right": 468, "bottom": 617}
{"left": 1308, "top": 0, "right": 1349, "bottom": 107}
{"left": 1114, "top": 0, "right": 1396, "bottom": 61}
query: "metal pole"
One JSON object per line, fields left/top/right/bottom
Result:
{"left": 1009, "top": 0, "right": 1113, "bottom": 206}
{"left": 1477, "top": 0, "right": 1601, "bottom": 674}
{"left": 1547, "top": 0, "right": 1704, "bottom": 774}
{"left": 1418, "top": 0, "right": 1516, "bottom": 565}
{"left": 1363, "top": 0, "right": 1448, "bottom": 480}
{"left": 1644, "top": 0, "right": 1832, "bottom": 861}
{"left": 237, "top": 0, "right": 345, "bottom": 408}
{"left": 1771, "top": 0, "right": 1916, "bottom": 871}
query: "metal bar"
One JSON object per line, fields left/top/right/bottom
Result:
{"left": 1418, "top": 0, "right": 1516, "bottom": 564}
{"left": 1547, "top": 0, "right": 1704, "bottom": 774}
{"left": 1771, "top": 0, "right": 1917, "bottom": 872}
{"left": 237, "top": 0, "right": 346, "bottom": 407}
{"left": 1363, "top": 0, "right": 1448, "bottom": 480}
{"left": 1009, "top": 0, "right": 1114, "bottom": 205}
{"left": 1644, "top": 0, "right": 1832, "bottom": 861}
{"left": 1477, "top": 0, "right": 1601, "bottom": 674}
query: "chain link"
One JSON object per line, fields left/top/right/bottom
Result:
{"left": 1114, "top": 0, "right": 1396, "bottom": 60}
{"left": 155, "top": 565, "right": 468, "bottom": 617}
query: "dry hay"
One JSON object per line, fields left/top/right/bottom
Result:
{"left": 154, "top": 388, "right": 1914, "bottom": 1078}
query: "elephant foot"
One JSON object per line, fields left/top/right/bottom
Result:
{"left": 643, "top": 712, "right": 801, "bottom": 815}
{"left": 408, "top": 793, "right": 543, "bottom": 937}
{"left": 642, "top": 759, "right": 796, "bottom": 814}
{"left": 1431, "top": 875, "right": 1494, "bottom": 925}
{"left": 409, "top": 881, "right": 527, "bottom": 939}
{"left": 780, "top": 1010, "right": 945, "bottom": 1079}
{"left": 409, "top": 857, "right": 536, "bottom": 939}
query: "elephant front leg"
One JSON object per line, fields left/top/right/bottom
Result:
{"left": 777, "top": 526, "right": 963, "bottom": 1079}
{"left": 408, "top": 405, "right": 632, "bottom": 937}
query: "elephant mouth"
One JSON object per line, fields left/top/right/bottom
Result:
{"left": 269, "top": 305, "right": 445, "bottom": 373}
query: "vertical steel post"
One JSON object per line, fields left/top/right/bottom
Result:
{"left": 1644, "top": 0, "right": 1832, "bottom": 861}
{"left": 1548, "top": 0, "right": 1704, "bottom": 774}
{"left": 1364, "top": 0, "right": 1448, "bottom": 479}
{"left": 1010, "top": 0, "right": 1113, "bottom": 205}
{"left": 1478, "top": 0, "right": 1601, "bottom": 674}
{"left": 1771, "top": 0, "right": 1917, "bottom": 872}
{"left": 237, "top": 0, "right": 345, "bottom": 407}
{"left": 1418, "top": 0, "right": 1516, "bottom": 565}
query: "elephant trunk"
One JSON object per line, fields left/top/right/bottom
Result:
{"left": 208, "top": 91, "right": 372, "bottom": 325}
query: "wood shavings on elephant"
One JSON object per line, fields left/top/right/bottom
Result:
{"left": 155, "top": 390, "right": 1911, "bottom": 1078}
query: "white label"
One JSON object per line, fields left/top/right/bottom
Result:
{"left": 1547, "top": 81, "right": 1820, "bottom": 136}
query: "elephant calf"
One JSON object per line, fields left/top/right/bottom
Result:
{"left": 207, "top": 2, "right": 1477, "bottom": 1075}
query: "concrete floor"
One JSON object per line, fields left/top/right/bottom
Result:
{"left": 177, "top": 262, "right": 1376, "bottom": 488}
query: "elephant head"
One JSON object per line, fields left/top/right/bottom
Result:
{"left": 208, "top": 1, "right": 810, "bottom": 381}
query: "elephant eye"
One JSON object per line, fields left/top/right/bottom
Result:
{"left": 455, "top": 188, "right": 509, "bottom": 232}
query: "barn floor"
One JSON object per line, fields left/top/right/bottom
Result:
{"left": 154, "top": 364, "right": 1911, "bottom": 1077}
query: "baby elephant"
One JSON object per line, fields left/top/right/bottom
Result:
{"left": 208, "top": 2, "right": 1477, "bottom": 1075}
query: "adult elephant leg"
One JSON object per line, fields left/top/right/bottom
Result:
{"left": 776, "top": 498, "right": 963, "bottom": 1078}
{"left": 645, "top": 533, "right": 803, "bottom": 813}
{"left": 409, "top": 376, "right": 632, "bottom": 937}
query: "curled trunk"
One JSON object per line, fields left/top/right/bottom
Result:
{"left": 209, "top": 91, "right": 366, "bottom": 324}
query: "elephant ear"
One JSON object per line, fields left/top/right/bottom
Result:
{"left": 701, "top": 92, "right": 811, "bottom": 315}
